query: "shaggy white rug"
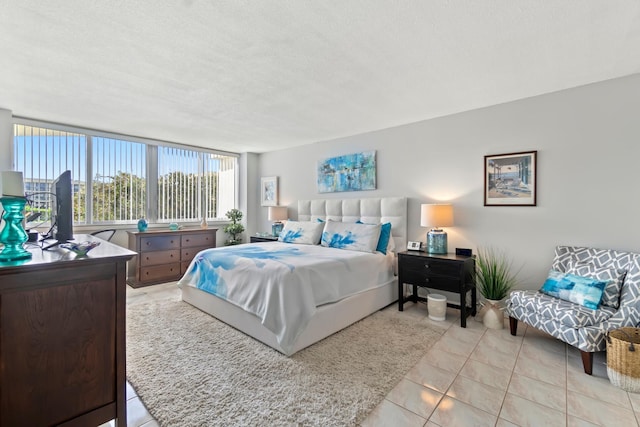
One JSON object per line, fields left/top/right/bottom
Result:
{"left": 126, "top": 299, "right": 443, "bottom": 426}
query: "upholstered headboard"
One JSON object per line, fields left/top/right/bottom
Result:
{"left": 297, "top": 197, "right": 407, "bottom": 251}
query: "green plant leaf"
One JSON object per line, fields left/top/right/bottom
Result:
{"left": 475, "top": 246, "right": 520, "bottom": 300}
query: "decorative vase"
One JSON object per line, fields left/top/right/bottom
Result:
{"left": 200, "top": 216, "right": 208, "bottom": 229}
{"left": 137, "top": 217, "right": 148, "bottom": 232}
{"left": 0, "top": 196, "right": 32, "bottom": 262}
{"left": 482, "top": 299, "right": 504, "bottom": 329}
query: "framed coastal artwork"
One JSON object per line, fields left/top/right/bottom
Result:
{"left": 317, "top": 151, "right": 376, "bottom": 193}
{"left": 484, "top": 150, "right": 537, "bottom": 206}
{"left": 261, "top": 176, "right": 278, "bottom": 206}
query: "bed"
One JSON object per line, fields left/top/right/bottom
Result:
{"left": 179, "top": 197, "right": 407, "bottom": 355}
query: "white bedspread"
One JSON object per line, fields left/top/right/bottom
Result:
{"left": 178, "top": 242, "right": 394, "bottom": 354}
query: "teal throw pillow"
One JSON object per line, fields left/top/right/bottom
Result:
{"left": 539, "top": 269, "right": 607, "bottom": 310}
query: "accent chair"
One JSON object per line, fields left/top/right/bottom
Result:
{"left": 506, "top": 246, "right": 640, "bottom": 375}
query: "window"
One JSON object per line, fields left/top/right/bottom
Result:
{"left": 92, "top": 136, "right": 146, "bottom": 223}
{"left": 13, "top": 120, "right": 238, "bottom": 226}
{"left": 13, "top": 124, "right": 87, "bottom": 224}
{"left": 157, "top": 147, "right": 237, "bottom": 222}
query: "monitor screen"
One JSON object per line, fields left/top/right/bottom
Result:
{"left": 50, "top": 170, "right": 73, "bottom": 243}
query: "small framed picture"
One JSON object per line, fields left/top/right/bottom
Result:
{"left": 261, "top": 176, "right": 278, "bottom": 206}
{"left": 484, "top": 151, "right": 537, "bottom": 206}
{"left": 407, "top": 241, "right": 421, "bottom": 251}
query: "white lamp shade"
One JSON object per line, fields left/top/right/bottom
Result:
{"left": 268, "top": 206, "right": 288, "bottom": 221}
{"left": 0, "top": 171, "right": 25, "bottom": 197}
{"left": 421, "top": 204, "right": 453, "bottom": 228}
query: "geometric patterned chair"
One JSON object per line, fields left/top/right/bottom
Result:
{"left": 506, "top": 246, "right": 640, "bottom": 375}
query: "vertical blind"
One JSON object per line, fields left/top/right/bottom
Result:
{"left": 92, "top": 136, "right": 146, "bottom": 223}
{"left": 14, "top": 121, "right": 238, "bottom": 225}
{"left": 157, "top": 147, "right": 237, "bottom": 221}
{"left": 13, "top": 124, "right": 87, "bottom": 224}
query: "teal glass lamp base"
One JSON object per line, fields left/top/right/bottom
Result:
{"left": 0, "top": 196, "right": 32, "bottom": 262}
{"left": 426, "top": 229, "right": 448, "bottom": 254}
{"left": 272, "top": 222, "right": 284, "bottom": 237}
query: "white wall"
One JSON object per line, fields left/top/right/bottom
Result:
{"left": 256, "top": 74, "right": 640, "bottom": 290}
{"left": 239, "top": 152, "right": 260, "bottom": 243}
{"left": 0, "top": 108, "right": 13, "bottom": 171}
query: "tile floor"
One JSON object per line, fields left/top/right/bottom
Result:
{"left": 108, "top": 283, "right": 640, "bottom": 426}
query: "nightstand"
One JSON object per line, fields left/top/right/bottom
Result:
{"left": 250, "top": 235, "right": 279, "bottom": 243}
{"left": 397, "top": 251, "right": 476, "bottom": 327}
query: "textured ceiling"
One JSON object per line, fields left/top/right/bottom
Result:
{"left": 1, "top": 1, "right": 640, "bottom": 153}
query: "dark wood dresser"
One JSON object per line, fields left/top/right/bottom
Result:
{"left": 127, "top": 228, "right": 217, "bottom": 287}
{"left": 0, "top": 234, "right": 134, "bottom": 427}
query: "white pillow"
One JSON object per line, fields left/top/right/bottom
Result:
{"left": 321, "top": 221, "right": 381, "bottom": 253}
{"left": 387, "top": 235, "right": 396, "bottom": 254}
{"left": 278, "top": 221, "right": 324, "bottom": 245}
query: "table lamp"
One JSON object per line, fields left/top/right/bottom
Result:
{"left": 0, "top": 171, "right": 32, "bottom": 261}
{"left": 420, "top": 204, "right": 453, "bottom": 254}
{"left": 268, "top": 206, "right": 288, "bottom": 237}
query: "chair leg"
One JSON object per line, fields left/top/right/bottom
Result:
{"left": 509, "top": 316, "right": 518, "bottom": 336}
{"left": 580, "top": 351, "right": 593, "bottom": 375}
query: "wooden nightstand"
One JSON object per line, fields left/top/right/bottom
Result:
{"left": 397, "top": 251, "right": 476, "bottom": 327}
{"left": 250, "top": 235, "right": 279, "bottom": 243}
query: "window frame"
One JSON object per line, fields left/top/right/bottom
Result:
{"left": 13, "top": 117, "right": 240, "bottom": 226}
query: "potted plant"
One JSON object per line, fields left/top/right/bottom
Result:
{"left": 475, "top": 247, "right": 520, "bottom": 329}
{"left": 223, "top": 209, "right": 245, "bottom": 245}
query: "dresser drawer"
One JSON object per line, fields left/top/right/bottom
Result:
{"left": 140, "top": 236, "right": 180, "bottom": 251}
{"left": 181, "top": 233, "right": 214, "bottom": 248}
{"left": 140, "top": 263, "right": 181, "bottom": 282}
{"left": 181, "top": 246, "right": 208, "bottom": 264}
{"left": 128, "top": 228, "right": 217, "bottom": 288}
{"left": 401, "top": 256, "right": 461, "bottom": 278}
{"left": 181, "top": 261, "right": 192, "bottom": 275}
{"left": 139, "top": 249, "right": 179, "bottom": 266}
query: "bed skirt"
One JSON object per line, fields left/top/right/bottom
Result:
{"left": 181, "top": 277, "right": 398, "bottom": 356}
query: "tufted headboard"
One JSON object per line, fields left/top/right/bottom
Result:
{"left": 297, "top": 197, "right": 407, "bottom": 251}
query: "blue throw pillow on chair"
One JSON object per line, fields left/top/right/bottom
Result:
{"left": 540, "top": 269, "right": 607, "bottom": 310}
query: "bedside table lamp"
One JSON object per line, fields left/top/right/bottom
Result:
{"left": 421, "top": 204, "right": 453, "bottom": 255}
{"left": 268, "top": 206, "right": 288, "bottom": 237}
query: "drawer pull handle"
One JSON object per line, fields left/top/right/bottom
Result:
{"left": 424, "top": 278, "right": 430, "bottom": 283}
{"left": 424, "top": 264, "right": 430, "bottom": 269}
{"left": 186, "top": 239, "right": 190, "bottom": 242}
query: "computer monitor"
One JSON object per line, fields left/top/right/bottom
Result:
{"left": 44, "top": 170, "right": 74, "bottom": 249}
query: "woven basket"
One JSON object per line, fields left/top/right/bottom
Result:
{"left": 606, "top": 327, "right": 640, "bottom": 392}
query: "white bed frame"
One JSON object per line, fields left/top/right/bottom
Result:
{"left": 181, "top": 196, "right": 407, "bottom": 355}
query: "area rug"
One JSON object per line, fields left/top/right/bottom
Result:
{"left": 126, "top": 299, "right": 443, "bottom": 426}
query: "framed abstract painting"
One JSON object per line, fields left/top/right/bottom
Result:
{"left": 317, "top": 151, "right": 376, "bottom": 193}
{"left": 261, "top": 176, "right": 278, "bottom": 206}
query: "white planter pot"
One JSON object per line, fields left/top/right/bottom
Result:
{"left": 482, "top": 299, "right": 504, "bottom": 329}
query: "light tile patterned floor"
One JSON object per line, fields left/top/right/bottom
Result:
{"left": 363, "top": 302, "right": 640, "bottom": 427}
{"left": 108, "top": 283, "right": 640, "bottom": 426}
